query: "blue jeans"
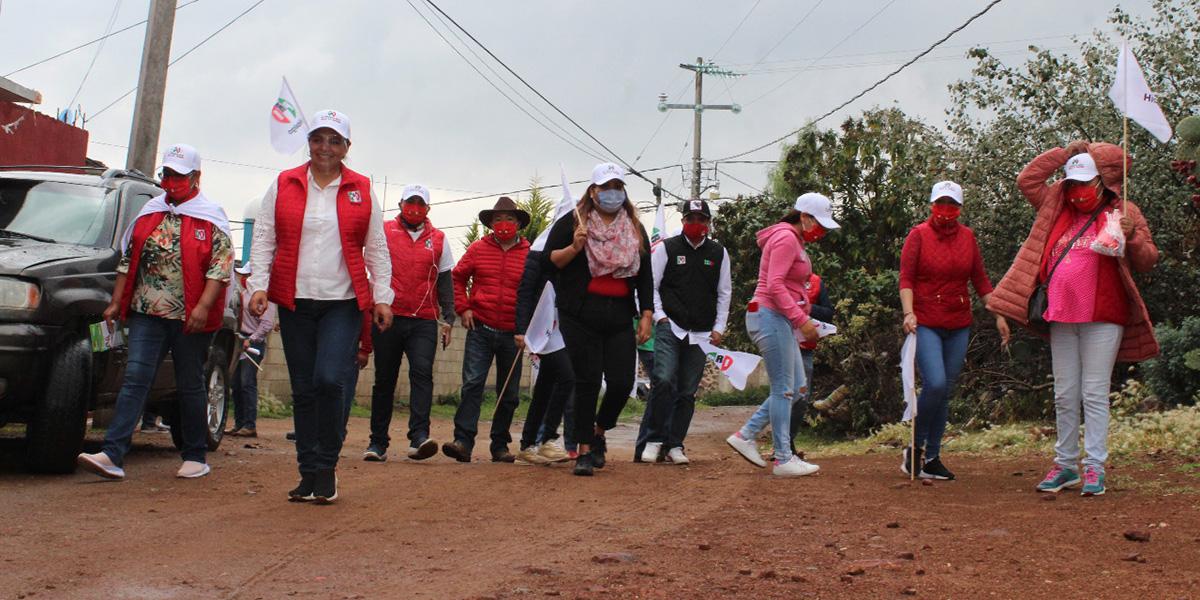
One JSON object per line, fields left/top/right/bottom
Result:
{"left": 342, "top": 354, "right": 361, "bottom": 441}
{"left": 788, "top": 349, "right": 815, "bottom": 449}
{"left": 278, "top": 299, "right": 362, "bottom": 474}
{"left": 455, "top": 325, "right": 522, "bottom": 454}
{"left": 231, "top": 340, "right": 266, "bottom": 430}
{"left": 102, "top": 313, "right": 213, "bottom": 467}
{"left": 641, "top": 322, "right": 707, "bottom": 450}
{"left": 739, "top": 307, "right": 806, "bottom": 463}
{"left": 914, "top": 325, "right": 970, "bottom": 461}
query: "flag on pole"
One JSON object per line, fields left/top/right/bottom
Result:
{"left": 1108, "top": 40, "right": 1172, "bottom": 143}
{"left": 697, "top": 341, "right": 762, "bottom": 391}
{"left": 650, "top": 200, "right": 666, "bottom": 253}
{"left": 524, "top": 286, "right": 565, "bottom": 355}
{"left": 270, "top": 77, "right": 309, "bottom": 154}
{"left": 900, "top": 333, "right": 918, "bottom": 422}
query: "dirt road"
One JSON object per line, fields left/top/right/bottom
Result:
{"left": 2, "top": 408, "right": 1197, "bottom": 599}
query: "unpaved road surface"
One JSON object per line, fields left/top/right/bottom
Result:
{"left": 2, "top": 408, "right": 1198, "bottom": 599}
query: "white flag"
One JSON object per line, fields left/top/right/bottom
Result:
{"left": 900, "top": 333, "right": 917, "bottom": 422}
{"left": 697, "top": 341, "right": 762, "bottom": 391}
{"left": 650, "top": 201, "right": 666, "bottom": 253}
{"left": 1108, "top": 40, "right": 1172, "bottom": 143}
{"left": 531, "top": 164, "right": 577, "bottom": 252}
{"left": 524, "top": 285, "right": 565, "bottom": 355}
{"left": 270, "top": 77, "right": 309, "bottom": 154}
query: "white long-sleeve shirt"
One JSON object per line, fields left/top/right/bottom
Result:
{"left": 651, "top": 236, "right": 732, "bottom": 344}
{"left": 248, "top": 171, "right": 395, "bottom": 306}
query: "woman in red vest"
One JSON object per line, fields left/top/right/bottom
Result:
{"left": 247, "top": 110, "right": 395, "bottom": 505}
{"left": 77, "top": 144, "right": 233, "bottom": 481}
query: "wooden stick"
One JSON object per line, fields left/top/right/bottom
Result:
{"left": 910, "top": 404, "right": 917, "bottom": 481}
{"left": 489, "top": 350, "right": 522, "bottom": 421}
{"left": 1123, "top": 116, "right": 1129, "bottom": 214}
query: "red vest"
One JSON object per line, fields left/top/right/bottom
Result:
{"left": 799, "top": 273, "right": 822, "bottom": 350}
{"left": 268, "top": 163, "right": 375, "bottom": 311}
{"left": 383, "top": 217, "right": 445, "bottom": 321}
{"left": 121, "top": 212, "right": 226, "bottom": 333}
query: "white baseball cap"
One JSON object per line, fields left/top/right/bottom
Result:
{"left": 160, "top": 143, "right": 200, "bottom": 175}
{"left": 793, "top": 192, "right": 840, "bottom": 229}
{"left": 591, "top": 162, "right": 625, "bottom": 186}
{"left": 1063, "top": 153, "right": 1099, "bottom": 182}
{"left": 308, "top": 109, "right": 351, "bottom": 141}
{"left": 402, "top": 184, "right": 430, "bottom": 204}
{"left": 929, "top": 180, "right": 963, "bottom": 205}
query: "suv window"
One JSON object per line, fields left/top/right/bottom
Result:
{"left": 0, "top": 179, "right": 118, "bottom": 246}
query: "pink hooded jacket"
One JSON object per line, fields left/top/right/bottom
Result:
{"left": 752, "top": 222, "right": 812, "bottom": 328}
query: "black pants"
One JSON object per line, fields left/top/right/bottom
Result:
{"left": 560, "top": 294, "right": 637, "bottom": 447}
{"left": 368, "top": 317, "right": 439, "bottom": 451}
{"left": 521, "top": 348, "right": 575, "bottom": 450}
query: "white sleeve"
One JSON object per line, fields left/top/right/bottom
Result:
{"left": 247, "top": 180, "right": 278, "bottom": 294}
{"left": 713, "top": 248, "right": 733, "bottom": 335}
{"left": 651, "top": 245, "right": 668, "bottom": 323}
{"left": 438, "top": 237, "right": 455, "bottom": 272}
{"left": 364, "top": 189, "right": 395, "bottom": 305}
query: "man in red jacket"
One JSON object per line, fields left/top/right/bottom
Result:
{"left": 443, "top": 197, "right": 530, "bottom": 463}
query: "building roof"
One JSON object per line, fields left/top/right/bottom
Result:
{"left": 0, "top": 77, "right": 42, "bottom": 104}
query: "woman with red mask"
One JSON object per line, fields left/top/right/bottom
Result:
{"left": 988, "top": 141, "right": 1159, "bottom": 497}
{"left": 77, "top": 144, "right": 233, "bottom": 481}
{"left": 898, "top": 181, "right": 1009, "bottom": 481}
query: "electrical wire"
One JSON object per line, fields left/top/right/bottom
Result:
{"left": 66, "top": 0, "right": 122, "bottom": 111}
{"left": 709, "top": 0, "right": 763, "bottom": 62}
{"left": 722, "top": 0, "right": 825, "bottom": 97}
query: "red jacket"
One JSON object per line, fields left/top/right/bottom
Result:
{"left": 121, "top": 212, "right": 226, "bottom": 333}
{"left": 899, "top": 221, "right": 993, "bottom": 330}
{"left": 267, "top": 163, "right": 374, "bottom": 312}
{"left": 358, "top": 310, "right": 373, "bottom": 355}
{"left": 452, "top": 235, "right": 529, "bottom": 332}
{"left": 799, "top": 274, "right": 822, "bottom": 350}
{"left": 383, "top": 217, "right": 444, "bottom": 321}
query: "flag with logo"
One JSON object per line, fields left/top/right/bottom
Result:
{"left": 1108, "top": 39, "right": 1172, "bottom": 143}
{"left": 900, "top": 333, "right": 918, "bottom": 421}
{"left": 650, "top": 201, "right": 666, "bottom": 253}
{"left": 270, "top": 77, "right": 309, "bottom": 154}
{"left": 697, "top": 341, "right": 761, "bottom": 391}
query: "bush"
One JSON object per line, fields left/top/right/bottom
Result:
{"left": 699, "top": 386, "right": 769, "bottom": 407}
{"left": 1143, "top": 317, "right": 1200, "bottom": 406}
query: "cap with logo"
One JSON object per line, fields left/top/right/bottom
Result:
{"left": 929, "top": 180, "right": 964, "bottom": 205}
{"left": 308, "top": 109, "right": 351, "bottom": 141}
{"left": 1063, "top": 153, "right": 1100, "bottom": 182}
{"left": 793, "top": 192, "right": 840, "bottom": 229}
{"left": 402, "top": 184, "right": 430, "bottom": 205}
{"left": 160, "top": 143, "right": 201, "bottom": 176}
{"left": 680, "top": 199, "right": 711, "bottom": 219}
{"left": 591, "top": 162, "right": 626, "bottom": 186}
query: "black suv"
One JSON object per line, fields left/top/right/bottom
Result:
{"left": 0, "top": 166, "right": 240, "bottom": 473}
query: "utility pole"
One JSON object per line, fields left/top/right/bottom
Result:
{"left": 125, "top": 0, "right": 176, "bottom": 175}
{"left": 658, "top": 57, "right": 741, "bottom": 199}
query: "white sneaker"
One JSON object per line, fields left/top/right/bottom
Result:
{"left": 516, "top": 446, "right": 551, "bottom": 465}
{"left": 77, "top": 452, "right": 125, "bottom": 479}
{"left": 176, "top": 461, "right": 211, "bottom": 479}
{"left": 641, "top": 442, "right": 663, "bottom": 463}
{"left": 725, "top": 433, "right": 767, "bottom": 468}
{"left": 772, "top": 455, "right": 820, "bottom": 478}
{"left": 666, "top": 447, "right": 690, "bottom": 465}
{"left": 537, "top": 439, "right": 571, "bottom": 463}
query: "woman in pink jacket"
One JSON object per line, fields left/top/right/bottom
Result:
{"left": 727, "top": 193, "right": 838, "bottom": 477}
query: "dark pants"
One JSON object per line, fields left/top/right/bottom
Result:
{"left": 536, "top": 348, "right": 577, "bottom": 449}
{"left": 455, "top": 324, "right": 522, "bottom": 455}
{"left": 231, "top": 340, "right": 266, "bottom": 430}
{"left": 560, "top": 295, "right": 636, "bottom": 447}
{"left": 634, "top": 349, "right": 657, "bottom": 459}
{"left": 642, "top": 323, "right": 708, "bottom": 450}
{"left": 278, "top": 299, "right": 361, "bottom": 474}
{"left": 342, "top": 354, "right": 361, "bottom": 441}
{"left": 522, "top": 348, "right": 575, "bottom": 450}
{"left": 102, "top": 313, "right": 213, "bottom": 467}
{"left": 369, "top": 317, "right": 438, "bottom": 450}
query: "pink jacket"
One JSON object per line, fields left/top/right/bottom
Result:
{"left": 751, "top": 222, "right": 812, "bottom": 328}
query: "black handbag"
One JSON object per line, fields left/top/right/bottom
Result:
{"left": 1027, "top": 206, "right": 1104, "bottom": 333}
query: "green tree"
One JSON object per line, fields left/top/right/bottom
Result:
{"left": 462, "top": 220, "right": 481, "bottom": 253}
{"left": 517, "top": 176, "right": 555, "bottom": 242}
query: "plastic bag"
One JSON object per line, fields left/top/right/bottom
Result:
{"left": 1090, "top": 208, "right": 1125, "bottom": 257}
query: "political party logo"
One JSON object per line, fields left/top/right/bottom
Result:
{"left": 166, "top": 145, "right": 187, "bottom": 160}
{"left": 194, "top": 227, "right": 206, "bottom": 241}
{"left": 704, "top": 259, "right": 713, "bottom": 266}
{"left": 676, "top": 256, "right": 686, "bottom": 265}
{"left": 424, "top": 239, "right": 434, "bottom": 250}
{"left": 272, "top": 98, "right": 298, "bottom": 124}
{"left": 705, "top": 350, "right": 734, "bottom": 372}
{"left": 348, "top": 191, "right": 362, "bottom": 204}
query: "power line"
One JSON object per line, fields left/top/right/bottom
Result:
{"left": 737, "top": 45, "right": 1072, "bottom": 76}
{"left": 87, "top": 0, "right": 266, "bottom": 123}
{"left": 723, "top": 32, "right": 1078, "bottom": 69}
{"left": 722, "top": 0, "right": 825, "bottom": 97}
{"left": 3, "top": 0, "right": 202, "bottom": 78}
{"left": 713, "top": 0, "right": 1006, "bottom": 163}
{"left": 66, "top": 0, "right": 123, "bottom": 111}
{"left": 709, "top": 0, "right": 763, "bottom": 62}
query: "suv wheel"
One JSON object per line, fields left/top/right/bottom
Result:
{"left": 25, "top": 337, "right": 90, "bottom": 473}
{"left": 168, "top": 348, "right": 229, "bottom": 452}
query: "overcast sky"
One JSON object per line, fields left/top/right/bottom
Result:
{"left": 1, "top": 0, "right": 1155, "bottom": 253}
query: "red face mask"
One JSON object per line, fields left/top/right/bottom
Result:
{"left": 401, "top": 203, "right": 429, "bottom": 227}
{"left": 931, "top": 203, "right": 961, "bottom": 223}
{"left": 492, "top": 221, "right": 518, "bottom": 243}
{"left": 801, "top": 222, "right": 826, "bottom": 243}
{"left": 1065, "top": 183, "right": 1102, "bottom": 212}
{"left": 682, "top": 222, "right": 709, "bottom": 243}
{"left": 161, "top": 175, "right": 193, "bottom": 201}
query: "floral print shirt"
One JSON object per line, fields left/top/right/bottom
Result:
{"left": 117, "top": 214, "right": 233, "bottom": 320}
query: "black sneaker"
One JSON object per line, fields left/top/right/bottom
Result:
{"left": 919, "top": 457, "right": 955, "bottom": 481}
{"left": 901, "top": 446, "right": 923, "bottom": 477}
{"left": 363, "top": 444, "right": 387, "bottom": 462}
{"left": 286, "top": 431, "right": 296, "bottom": 442}
{"left": 591, "top": 434, "right": 607, "bottom": 469}
{"left": 573, "top": 453, "right": 594, "bottom": 477}
{"left": 287, "top": 473, "right": 315, "bottom": 502}
{"left": 441, "top": 440, "right": 471, "bottom": 463}
{"left": 408, "top": 438, "right": 438, "bottom": 460}
{"left": 491, "top": 448, "right": 516, "bottom": 463}
{"left": 312, "top": 469, "right": 338, "bottom": 504}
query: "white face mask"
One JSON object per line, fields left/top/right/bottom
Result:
{"left": 595, "top": 189, "right": 626, "bottom": 214}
